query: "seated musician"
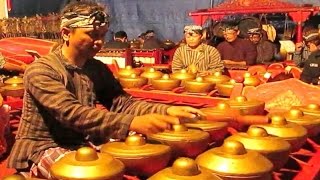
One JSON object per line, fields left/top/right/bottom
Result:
{"left": 142, "top": 30, "right": 164, "bottom": 49}
{"left": 292, "top": 29, "right": 319, "bottom": 67}
{"left": 137, "top": 32, "right": 146, "bottom": 48}
{"left": 171, "top": 25, "right": 224, "bottom": 76}
{"left": 247, "top": 28, "right": 277, "bottom": 64}
{"left": 104, "top": 30, "right": 130, "bottom": 49}
{"left": 217, "top": 22, "right": 257, "bottom": 66}
{"left": 300, "top": 30, "right": 320, "bottom": 85}
{"left": 7, "top": 1, "right": 204, "bottom": 179}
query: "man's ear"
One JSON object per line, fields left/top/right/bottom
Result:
{"left": 61, "top": 27, "right": 71, "bottom": 41}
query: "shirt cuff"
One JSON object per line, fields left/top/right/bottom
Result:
{"left": 113, "top": 114, "right": 135, "bottom": 140}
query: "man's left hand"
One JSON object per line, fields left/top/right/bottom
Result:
{"left": 167, "top": 106, "right": 205, "bottom": 119}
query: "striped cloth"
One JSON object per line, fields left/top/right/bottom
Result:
{"left": 7, "top": 47, "right": 170, "bottom": 171}
{"left": 171, "top": 44, "right": 224, "bottom": 73}
{"left": 30, "top": 147, "right": 70, "bottom": 179}
{"left": 0, "top": 53, "right": 5, "bottom": 69}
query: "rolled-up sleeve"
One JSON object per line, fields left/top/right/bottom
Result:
{"left": 110, "top": 93, "right": 170, "bottom": 116}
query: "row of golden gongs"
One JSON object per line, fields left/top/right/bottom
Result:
{"left": 2, "top": 69, "right": 320, "bottom": 179}
{"left": 116, "top": 66, "right": 262, "bottom": 97}
{"left": 5, "top": 101, "right": 319, "bottom": 180}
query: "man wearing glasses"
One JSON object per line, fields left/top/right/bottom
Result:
{"left": 217, "top": 23, "right": 257, "bottom": 66}
{"left": 247, "top": 28, "right": 277, "bottom": 64}
{"left": 300, "top": 29, "right": 320, "bottom": 85}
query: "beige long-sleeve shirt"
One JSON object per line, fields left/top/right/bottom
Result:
{"left": 172, "top": 44, "right": 224, "bottom": 73}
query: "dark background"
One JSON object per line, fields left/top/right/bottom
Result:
{"left": 7, "top": 0, "right": 320, "bottom": 42}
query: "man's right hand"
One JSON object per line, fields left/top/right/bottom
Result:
{"left": 295, "top": 42, "right": 304, "bottom": 52}
{"left": 129, "top": 114, "right": 180, "bottom": 135}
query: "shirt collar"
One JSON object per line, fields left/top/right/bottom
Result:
{"left": 228, "top": 38, "right": 240, "bottom": 45}
{"left": 54, "top": 46, "right": 84, "bottom": 71}
{"left": 185, "top": 43, "right": 205, "bottom": 52}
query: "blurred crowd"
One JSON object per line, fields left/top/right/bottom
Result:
{"left": 0, "top": 14, "right": 61, "bottom": 40}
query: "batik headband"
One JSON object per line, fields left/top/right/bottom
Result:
{"left": 303, "top": 32, "right": 319, "bottom": 42}
{"left": 184, "top": 25, "right": 203, "bottom": 34}
{"left": 60, "top": 10, "right": 109, "bottom": 29}
{"left": 247, "top": 28, "right": 262, "bottom": 35}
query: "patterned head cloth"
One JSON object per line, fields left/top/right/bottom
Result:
{"left": 184, "top": 25, "right": 203, "bottom": 34}
{"left": 303, "top": 29, "right": 319, "bottom": 42}
{"left": 145, "top": 32, "right": 155, "bottom": 38}
{"left": 247, "top": 28, "right": 262, "bottom": 35}
{"left": 60, "top": 10, "right": 110, "bottom": 29}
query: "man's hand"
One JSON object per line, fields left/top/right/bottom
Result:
{"left": 187, "top": 64, "right": 198, "bottom": 74}
{"left": 295, "top": 42, "right": 304, "bottom": 53}
{"left": 129, "top": 106, "right": 205, "bottom": 135}
{"left": 167, "top": 106, "right": 205, "bottom": 119}
{"left": 129, "top": 114, "right": 180, "bottom": 135}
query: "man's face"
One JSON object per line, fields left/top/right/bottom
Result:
{"left": 185, "top": 32, "right": 202, "bottom": 48}
{"left": 305, "top": 41, "right": 318, "bottom": 52}
{"left": 138, "top": 37, "right": 144, "bottom": 43}
{"left": 223, "top": 29, "right": 238, "bottom": 42}
{"left": 67, "top": 25, "right": 108, "bottom": 58}
{"left": 249, "top": 34, "right": 261, "bottom": 44}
